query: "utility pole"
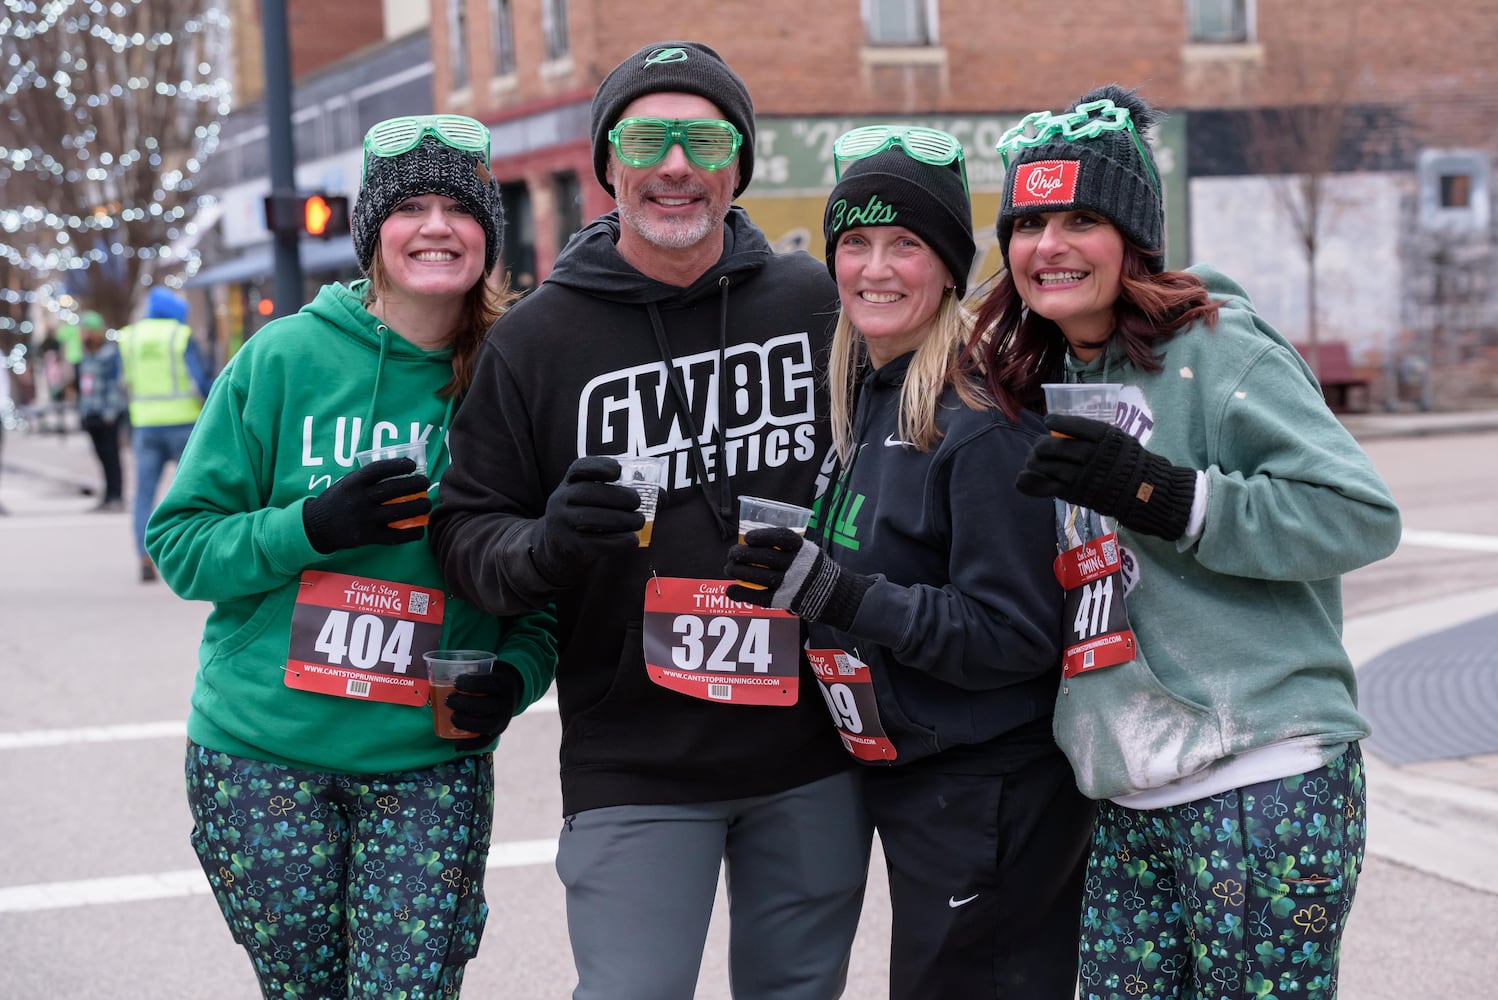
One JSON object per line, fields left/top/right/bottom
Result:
{"left": 262, "top": 0, "right": 302, "bottom": 317}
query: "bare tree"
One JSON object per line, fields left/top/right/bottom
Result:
{"left": 1241, "top": 1, "right": 1364, "bottom": 381}
{"left": 0, "top": 0, "right": 230, "bottom": 330}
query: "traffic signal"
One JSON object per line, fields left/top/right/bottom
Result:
{"left": 263, "top": 191, "right": 350, "bottom": 239}
{"left": 303, "top": 194, "right": 350, "bottom": 239}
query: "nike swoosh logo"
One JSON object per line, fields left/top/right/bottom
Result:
{"left": 948, "top": 893, "right": 979, "bottom": 908}
{"left": 884, "top": 434, "right": 911, "bottom": 448}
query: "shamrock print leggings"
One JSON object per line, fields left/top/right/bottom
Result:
{"left": 185, "top": 741, "right": 494, "bottom": 999}
{"left": 1078, "top": 744, "right": 1365, "bottom": 1000}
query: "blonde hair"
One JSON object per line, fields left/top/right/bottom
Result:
{"left": 827, "top": 291, "right": 990, "bottom": 462}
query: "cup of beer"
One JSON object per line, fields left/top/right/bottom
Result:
{"left": 1041, "top": 383, "right": 1122, "bottom": 436}
{"left": 422, "top": 649, "right": 494, "bottom": 740}
{"left": 354, "top": 441, "right": 431, "bottom": 529}
{"left": 614, "top": 455, "right": 669, "bottom": 546}
{"left": 735, "top": 496, "right": 815, "bottom": 590}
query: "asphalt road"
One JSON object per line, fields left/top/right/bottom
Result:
{"left": 1, "top": 426, "right": 1495, "bottom": 998}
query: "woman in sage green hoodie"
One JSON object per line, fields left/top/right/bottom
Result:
{"left": 969, "top": 85, "right": 1400, "bottom": 1000}
{"left": 147, "top": 117, "right": 556, "bottom": 999}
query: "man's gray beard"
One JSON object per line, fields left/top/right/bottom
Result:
{"left": 617, "top": 199, "right": 721, "bottom": 251}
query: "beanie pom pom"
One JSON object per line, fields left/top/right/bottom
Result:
{"left": 1072, "top": 84, "right": 1161, "bottom": 133}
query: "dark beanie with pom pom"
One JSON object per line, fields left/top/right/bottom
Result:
{"left": 997, "top": 84, "right": 1165, "bottom": 271}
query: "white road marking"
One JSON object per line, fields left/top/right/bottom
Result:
{"left": 1400, "top": 529, "right": 1498, "bottom": 553}
{"left": 0, "top": 839, "right": 560, "bottom": 913}
{"left": 0, "top": 696, "right": 558, "bottom": 751}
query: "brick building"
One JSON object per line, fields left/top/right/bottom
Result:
{"left": 186, "top": 1, "right": 1497, "bottom": 401}
{"left": 420, "top": 0, "right": 1498, "bottom": 402}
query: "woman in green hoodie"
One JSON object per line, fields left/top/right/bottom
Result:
{"left": 147, "top": 115, "right": 557, "bottom": 999}
{"left": 969, "top": 86, "right": 1401, "bottom": 1000}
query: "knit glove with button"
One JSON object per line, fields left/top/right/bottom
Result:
{"left": 528, "top": 456, "right": 645, "bottom": 585}
{"left": 1016, "top": 414, "right": 1197, "bottom": 541}
{"left": 446, "top": 663, "right": 526, "bottom": 751}
{"left": 724, "top": 528, "right": 873, "bottom": 632}
{"left": 302, "top": 457, "right": 431, "bottom": 553}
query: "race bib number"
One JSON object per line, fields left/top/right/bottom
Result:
{"left": 285, "top": 570, "right": 444, "bottom": 705}
{"left": 806, "top": 648, "right": 896, "bottom": 762}
{"left": 642, "top": 578, "right": 800, "bottom": 706}
{"left": 1054, "top": 532, "right": 1135, "bottom": 678}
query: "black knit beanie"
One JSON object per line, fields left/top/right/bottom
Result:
{"left": 997, "top": 84, "right": 1165, "bottom": 272}
{"left": 823, "top": 149, "right": 976, "bottom": 297}
{"left": 352, "top": 134, "right": 505, "bottom": 274}
{"left": 590, "top": 41, "right": 755, "bottom": 197}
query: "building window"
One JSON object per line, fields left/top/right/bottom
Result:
{"left": 863, "top": 0, "right": 937, "bottom": 46}
{"left": 542, "top": 0, "right": 570, "bottom": 62}
{"left": 489, "top": 0, "right": 515, "bottom": 76}
{"left": 500, "top": 182, "right": 536, "bottom": 291}
{"left": 1439, "top": 173, "right": 1472, "bottom": 209}
{"left": 1417, "top": 150, "right": 1489, "bottom": 233}
{"left": 1187, "top": 0, "right": 1252, "bottom": 43}
{"left": 553, "top": 170, "right": 583, "bottom": 251}
{"left": 448, "top": 0, "right": 469, "bottom": 90}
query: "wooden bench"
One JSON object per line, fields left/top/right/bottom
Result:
{"left": 1292, "top": 341, "right": 1370, "bottom": 413}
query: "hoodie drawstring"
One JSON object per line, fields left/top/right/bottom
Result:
{"left": 645, "top": 280, "right": 735, "bottom": 542}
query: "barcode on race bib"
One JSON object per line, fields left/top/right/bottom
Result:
{"left": 408, "top": 591, "right": 431, "bottom": 616}
{"left": 708, "top": 683, "right": 732, "bottom": 701}
{"left": 345, "top": 679, "right": 372, "bottom": 698}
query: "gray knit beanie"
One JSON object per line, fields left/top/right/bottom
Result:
{"left": 824, "top": 149, "right": 976, "bottom": 297}
{"left": 590, "top": 41, "right": 755, "bottom": 197}
{"left": 352, "top": 134, "right": 505, "bottom": 274}
{"left": 997, "top": 84, "right": 1165, "bottom": 271}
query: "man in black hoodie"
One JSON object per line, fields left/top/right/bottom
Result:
{"left": 430, "top": 41, "right": 869, "bottom": 1000}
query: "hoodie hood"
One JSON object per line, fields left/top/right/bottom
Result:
{"left": 546, "top": 206, "right": 772, "bottom": 305}
{"left": 146, "top": 287, "right": 189, "bottom": 323}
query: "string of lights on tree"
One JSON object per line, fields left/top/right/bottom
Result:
{"left": 0, "top": 0, "right": 232, "bottom": 340}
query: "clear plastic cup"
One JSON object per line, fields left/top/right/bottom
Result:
{"left": 1041, "top": 383, "right": 1122, "bottom": 436}
{"left": 422, "top": 649, "right": 494, "bottom": 739}
{"left": 735, "top": 496, "right": 815, "bottom": 590}
{"left": 354, "top": 441, "right": 430, "bottom": 529}
{"left": 614, "top": 455, "right": 669, "bottom": 546}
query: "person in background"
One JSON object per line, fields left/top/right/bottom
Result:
{"left": 725, "top": 128, "right": 1093, "bottom": 999}
{"left": 429, "top": 41, "right": 870, "bottom": 1000}
{"left": 969, "top": 83, "right": 1402, "bottom": 1000}
{"left": 119, "top": 286, "right": 212, "bottom": 581}
{"left": 75, "top": 311, "right": 127, "bottom": 512}
{"left": 145, "top": 114, "right": 558, "bottom": 999}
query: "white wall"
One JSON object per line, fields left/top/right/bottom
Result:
{"left": 1189, "top": 172, "right": 1408, "bottom": 362}
{"left": 382, "top": 0, "right": 430, "bottom": 39}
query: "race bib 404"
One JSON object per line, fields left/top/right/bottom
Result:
{"left": 642, "top": 578, "right": 800, "bottom": 706}
{"left": 285, "top": 570, "right": 444, "bottom": 705}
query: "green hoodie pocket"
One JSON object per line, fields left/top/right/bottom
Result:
{"left": 1054, "top": 649, "right": 1226, "bottom": 799}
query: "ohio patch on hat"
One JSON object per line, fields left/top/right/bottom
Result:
{"left": 1011, "top": 160, "right": 1079, "bottom": 207}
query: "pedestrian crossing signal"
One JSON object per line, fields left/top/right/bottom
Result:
{"left": 263, "top": 191, "right": 350, "bottom": 239}
{"left": 303, "top": 194, "right": 350, "bottom": 239}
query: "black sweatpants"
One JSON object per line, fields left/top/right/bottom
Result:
{"left": 865, "top": 716, "right": 1095, "bottom": 1000}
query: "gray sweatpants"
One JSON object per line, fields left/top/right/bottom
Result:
{"left": 556, "top": 770, "right": 872, "bottom": 1000}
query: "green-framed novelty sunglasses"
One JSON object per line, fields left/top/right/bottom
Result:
{"left": 995, "top": 99, "right": 1159, "bottom": 196}
{"left": 833, "top": 125, "right": 969, "bottom": 194}
{"left": 607, "top": 117, "right": 743, "bottom": 171}
{"left": 362, "top": 114, "right": 491, "bottom": 180}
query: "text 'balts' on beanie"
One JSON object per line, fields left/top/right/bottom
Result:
{"left": 997, "top": 84, "right": 1165, "bottom": 271}
{"left": 352, "top": 134, "right": 505, "bottom": 275}
{"left": 823, "top": 149, "right": 977, "bottom": 298}
{"left": 590, "top": 41, "right": 755, "bottom": 198}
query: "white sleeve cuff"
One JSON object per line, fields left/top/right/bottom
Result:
{"left": 1183, "top": 470, "right": 1209, "bottom": 539}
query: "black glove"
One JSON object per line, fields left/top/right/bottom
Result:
{"left": 529, "top": 456, "right": 645, "bottom": 584}
{"left": 724, "top": 528, "right": 873, "bottom": 632}
{"left": 446, "top": 663, "right": 526, "bottom": 751}
{"left": 302, "top": 457, "right": 432, "bottom": 554}
{"left": 1016, "top": 414, "right": 1197, "bottom": 540}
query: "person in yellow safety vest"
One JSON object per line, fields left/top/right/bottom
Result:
{"left": 118, "top": 287, "right": 213, "bottom": 582}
